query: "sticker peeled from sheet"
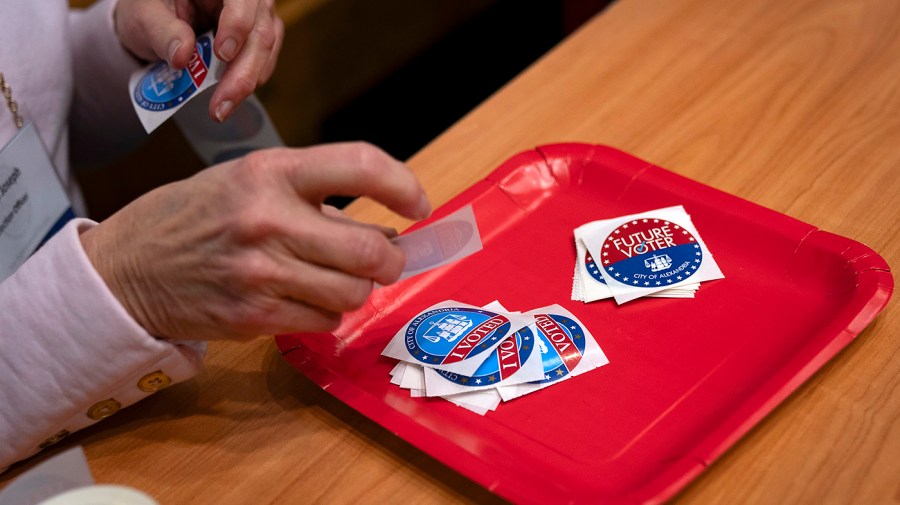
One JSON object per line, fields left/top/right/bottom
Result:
{"left": 129, "top": 31, "right": 223, "bottom": 133}
{"left": 393, "top": 204, "right": 482, "bottom": 281}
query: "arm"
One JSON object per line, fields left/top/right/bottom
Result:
{"left": 0, "top": 219, "right": 205, "bottom": 471}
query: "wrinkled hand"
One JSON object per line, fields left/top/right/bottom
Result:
{"left": 80, "top": 143, "right": 431, "bottom": 341}
{"left": 115, "top": 0, "right": 283, "bottom": 122}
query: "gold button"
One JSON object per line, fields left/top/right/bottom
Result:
{"left": 38, "top": 430, "right": 70, "bottom": 449}
{"left": 137, "top": 370, "right": 172, "bottom": 392}
{"left": 87, "top": 399, "right": 121, "bottom": 420}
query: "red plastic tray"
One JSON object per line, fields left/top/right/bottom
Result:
{"left": 276, "top": 144, "right": 893, "bottom": 504}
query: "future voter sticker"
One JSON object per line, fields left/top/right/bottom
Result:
{"left": 435, "top": 325, "right": 536, "bottom": 387}
{"left": 601, "top": 218, "right": 702, "bottom": 287}
{"left": 405, "top": 307, "right": 511, "bottom": 366}
{"left": 584, "top": 251, "right": 606, "bottom": 284}
{"left": 533, "top": 313, "right": 586, "bottom": 383}
{"left": 133, "top": 34, "right": 214, "bottom": 111}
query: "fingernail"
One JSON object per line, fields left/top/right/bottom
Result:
{"left": 167, "top": 40, "right": 182, "bottom": 66}
{"left": 215, "top": 100, "right": 233, "bottom": 122}
{"left": 219, "top": 38, "right": 238, "bottom": 61}
{"left": 417, "top": 194, "right": 432, "bottom": 220}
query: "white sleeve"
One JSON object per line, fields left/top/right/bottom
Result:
{"left": 0, "top": 219, "right": 206, "bottom": 472}
{"left": 68, "top": 0, "right": 148, "bottom": 167}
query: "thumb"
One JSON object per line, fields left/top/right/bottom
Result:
{"left": 116, "top": 0, "right": 196, "bottom": 67}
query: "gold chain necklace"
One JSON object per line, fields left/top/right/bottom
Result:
{"left": 0, "top": 73, "right": 24, "bottom": 129}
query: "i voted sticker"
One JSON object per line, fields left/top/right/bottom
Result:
{"left": 407, "top": 307, "right": 510, "bottom": 365}
{"left": 496, "top": 305, "right": 609, "bottom": 402}
{"left": 427, "top": 325, "right": 543, "bottom": 395}
{"left": 381, "top": 301, "right": 532, "bottom": 376}
{"left": 133, "top": 34, "right": 214, "bottom": 112}
{"left": 601, "top": 219, "right": 701, "bottom": 288}
{"left": 533, "top": 313, "right": 587, "bottom": 383}
{"left": 129, "top": 31, "right": 223, "bottom": 133}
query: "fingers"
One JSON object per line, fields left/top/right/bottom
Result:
{"left": 321, "top": 204, "right": 399, "bottom": 238}
{"left": 115, "top": 0, "right": 196, "bottom": 67}
{"left": 209, "top": 0, "right": 283, "bottom": 121}
{"left": 214, "top": 0, "right": 260, "bottom": 62}
{"left": 283, "top": 210, "right": 407, "bottom": 286}
{"left": 265, "top": 143, "right": 432, "bottom": 222}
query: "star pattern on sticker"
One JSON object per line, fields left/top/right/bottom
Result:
{"left": 475, "top": 378, "right": 482, "bottom": 384}
{"left": 556, "top": 369, "right": 565, "bottom": 376}
{"left": 632, "top": 280, "right": 639, "bottom": 285}
{"left": 488, "top": 375, "right": 497, "bottom": 382}
{"left": 574, "top": 334, "right": 582, "bottom": 340}
{"left": 460, "top": 377, "right": 469, "bottom": 384}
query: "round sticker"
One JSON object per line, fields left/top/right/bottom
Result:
{"left": 133, "top": 35, "right": 213, "bottom": 111}
{"left": 436, "top": 326, "right": 536, "bottom": 387}
{"left": 601, "top": 219, "right": 702, "bottom": 287}
{"left": 533, "top": 313, "right": 587, "bottom": 383}
{"left": 404, "top": 307, "right": 511, "bottom": 366}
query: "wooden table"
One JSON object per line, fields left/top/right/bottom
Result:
{"left": 4, "top": 0, "right": 898, "bottom": 502}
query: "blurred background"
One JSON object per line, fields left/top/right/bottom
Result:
{"left": 72, "top": 0, "right": 611, "bottom": 219}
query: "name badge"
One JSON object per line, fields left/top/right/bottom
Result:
{"left": 0, "top": 122, "right": 74, "bottom": 282}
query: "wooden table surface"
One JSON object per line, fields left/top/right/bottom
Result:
{"left": 4, "top": 0, "right": 898, "bottom": 503}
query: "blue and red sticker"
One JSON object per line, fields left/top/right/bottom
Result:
{"left": 435, "top": 325, "right": 536, "bottom": 387}
{"left": 600, "top": 219, "right": 702, "bottom": 288}
{"left": 133, "top": 33, "right": 214, "bottom": 112}
{"left": 404, "top": 307, "right": 512, "bottom": 367}
{"left": 532, "top": 313, "right": 587, "bottom": 383}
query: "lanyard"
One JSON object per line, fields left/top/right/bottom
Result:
{"left": 0, "top": 73, "right": 24, "bottom": 129}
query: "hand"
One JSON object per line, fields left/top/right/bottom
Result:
{"left": 79, "top": 143, "right": 431, "bottom": 341}
{"left": 114, "top": 0, "right": 284, "bottom": 122}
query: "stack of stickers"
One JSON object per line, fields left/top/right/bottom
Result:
{"left": 383, "top": 301, "right": 608, "bottom": 415}
{"left": 572, "top": 205, "right": 724, "bottom": 304}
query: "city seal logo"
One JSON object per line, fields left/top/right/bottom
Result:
{"left": 435, "top": 325, "right": 536, "bottom": 387}
{"left": 533, "top": 313, "right": 587, "bottom": 383}
{"left": 600, "top": 218, "right": 702, "bottom": 288}
{"left": 133, "top": 34, "right": 214, "bottom": 111}
{"left": 405, "top": 307, "right": 511, "bottom": 366}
